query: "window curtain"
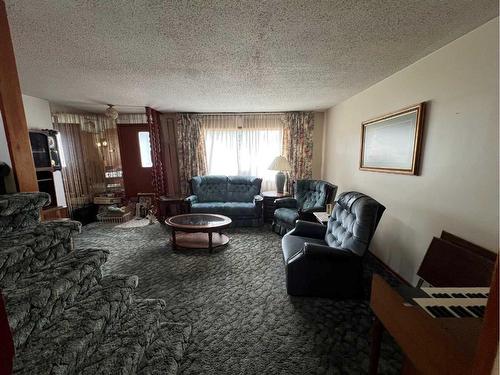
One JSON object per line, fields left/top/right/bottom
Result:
{"left": 282, "top": 112, "right": 314, "bottom": 192}
{"left": 176, "top": 114, "right": 207, "bottom": 195}
{"left": 202, "top": 113, "right": 284, "bottom": 192}
{"left": 53, "top": 122, "right": 104, "bottom": 213}
{"left": 52, "top": 113, "right": 129, "bottom": 213}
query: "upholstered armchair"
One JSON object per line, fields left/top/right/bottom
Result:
{"left": 272, "top": 180, "right": 338, "bottom": 235}
{"left": 281, "top": 191, "right": 385, "bottom": 298}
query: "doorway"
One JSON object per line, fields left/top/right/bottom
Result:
{"left": 117, "top": 124, "right": 153, "bottom": 198}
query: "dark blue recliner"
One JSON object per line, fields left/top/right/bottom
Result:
{"left": 282, "top": 191, "right": 385, "bottom": 298}
{"left": 272, "top": 180, "right": 338, "bottom": 235}
{"left": 185, "top": 175, "right": 263, "bottom": 227}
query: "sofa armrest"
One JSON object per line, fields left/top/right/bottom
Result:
{"left": 275, "top": 197, "right": 297, "bottom": 209}
{"left": 184, "top": 195, "right": 198, "bottom": 205}
{"left": 287, "top": 220, "right": 326, "bottom": 239}
{"left": 254, "top": 195, "right": 263, "bottom": 214}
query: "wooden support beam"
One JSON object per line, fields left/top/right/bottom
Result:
{"left": 0, "top": 0, "right": 37, "bottom": 192}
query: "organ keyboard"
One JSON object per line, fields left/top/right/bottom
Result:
{"left": 413, "top": 287, "right": 490, "bottom": 319}
{"left": 421, "top": 287, "right": 489, "bottom": 299}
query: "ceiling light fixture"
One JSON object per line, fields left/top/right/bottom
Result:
{"left": 104, "top": 104, "right": 119, "bottom": 120}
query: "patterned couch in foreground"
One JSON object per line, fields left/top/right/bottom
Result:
{"left": 186, "top": 175, "right": 263, "bottom": 227}
{"left": 0, "top": 192, "right": 191, "bottom": 374}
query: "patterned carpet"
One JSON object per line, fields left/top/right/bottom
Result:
{"left": 76, "top": 222, "right": 402, "bottom": 374}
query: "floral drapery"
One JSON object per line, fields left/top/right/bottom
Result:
{"left": 282, "top": 112, "right": 314, "bottom": 192}
{"left": 176, "top": 114, "right": 207, "bottom": 195}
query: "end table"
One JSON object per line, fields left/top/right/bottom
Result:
{"left": 313, "top": 212, "right": 329, "bottom": 225}
{"left": 158, "top": 196, "right": 188, "bottom": 223}
{"left": 261, "top": 191, "right": 291, "bottom": 223}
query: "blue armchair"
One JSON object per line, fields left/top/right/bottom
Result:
{"left": 272, "top": 180, "right": 338, "bottom": 235}
{"left": 185, "top": 176, "right": 263, "bottom": 227}
{"left": 282, "top": 191, "right": 386, "bottom": 298}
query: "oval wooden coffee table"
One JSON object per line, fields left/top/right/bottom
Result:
{"left": 165, "top": 213, "right": 232, "bottom": 253}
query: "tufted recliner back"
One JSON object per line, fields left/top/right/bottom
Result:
{"left": 325, "top": 191, "right": 385, "bottom": 256}
{"left": 294, "top": 180, "right": 337, "bottom": 210}
{"left": 191, "top": 175, "right": 262, "bottom": 203}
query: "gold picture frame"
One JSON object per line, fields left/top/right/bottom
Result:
{"left": 360, "top": 103, "right": 426, "bottom": 175}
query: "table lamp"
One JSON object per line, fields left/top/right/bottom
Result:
{"left": 268, "top": 156, "right": 291, "bottom": 194}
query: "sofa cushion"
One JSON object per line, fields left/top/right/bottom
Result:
{"left": 227, "top": 176, "right": 262, "bottom": 202}
{"left": 191, "top": 202, "right": 257, "bottom": 217}
{"left": 282, "top": 234, "right": 326, "bottom": 262}
{"left": 191, "top": 176, "right": 228, "bottom": 202}
{"left": 222, "top": 202, "right": 256, "bottom": 217}
{"left": 190, "top": 202, "right": 226, "bottom": 214}
{"left": 274, "top": 208, "right": 299, "bottom": 224}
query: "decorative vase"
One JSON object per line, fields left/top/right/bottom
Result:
{"left": 275, "top": 171, "right": 286, "bottom": 193}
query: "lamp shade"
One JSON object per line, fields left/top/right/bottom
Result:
{"left": 268, "top": 156, "right": 291, "bottom": 171}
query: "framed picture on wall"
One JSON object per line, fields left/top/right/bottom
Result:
{"left": 360, "top": 103, "right": 426, "bottom": 175}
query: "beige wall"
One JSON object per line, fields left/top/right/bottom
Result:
{"left": 22, "top": 94, "right": 53, "bottom": 130}
{"left": 323, "top": 18, "right": 499, "bottom": 284}
{"left": 312, "top": 111, "right": 324, "bottom": 179}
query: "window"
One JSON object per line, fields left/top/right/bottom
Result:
{"left": 203, "top": 114, "right": 283, "bottom": 191}
{"left": 138, "top": 131, "right": 152, "bottom": 168}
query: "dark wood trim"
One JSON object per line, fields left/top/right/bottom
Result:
{"left": 440, "top": 230, "right": 497, "bottom": 262}
{"left": 0, "top": 290, "right": 14, "bottom": 375}
{"left": 0, "top": 0, "right": 38, "bottom": 192}
{"left": 370, "top": 274, "right": 483, "bottom": 375}
{"left": 472, "top": 257, "right": 499, "bottom": 375}
{"left": 417, "top": 236, "right": 495, "bottom": 287}
{"left": 368, "top": 317, "right": 383, "bottom": 375}
{"left": 359, "top": 103, "right": 426, "bottom": 176}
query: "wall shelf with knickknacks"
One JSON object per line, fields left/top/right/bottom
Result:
{"left": 28, "top": 129, "right": 68, "bottom": 219}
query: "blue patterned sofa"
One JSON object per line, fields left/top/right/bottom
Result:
{"left": 185, "top": 176, "right": 264, "bottom": 227}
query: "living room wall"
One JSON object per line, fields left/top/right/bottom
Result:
{"left": 322, "top": 17, "right": 499, "bottom": 285}
{"left": 22, "top": 94, "right": 53, "bottom": 130}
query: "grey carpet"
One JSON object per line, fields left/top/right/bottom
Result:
{"left": 76, "top": 223, "right": 402, "bottom": 374}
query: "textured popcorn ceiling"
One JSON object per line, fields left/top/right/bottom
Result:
{"left": 5, "top": 0, "right": 499, "bottom": 113}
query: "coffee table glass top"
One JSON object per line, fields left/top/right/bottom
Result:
{"left": 166, "top": 214, "right": 232, "bottom": 228}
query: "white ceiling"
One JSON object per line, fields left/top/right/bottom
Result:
{"left": 6, "top": 0, "right": 499, "bottom": 113}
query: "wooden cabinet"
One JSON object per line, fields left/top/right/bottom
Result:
{"left": 262, "top": 191, "right": 291, "bottom": 223}
{"left": 41, "top": 206, "right": 69, "bottom": 221}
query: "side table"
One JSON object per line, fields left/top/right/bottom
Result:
{"left": 261, "top": 191, "right": 291, "bottom": 223}
{"left": 158, "top": 196, "right": 188, "bottom": 223}
{"left": 313, "top": 212, "right": 329, "bottom": 225}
